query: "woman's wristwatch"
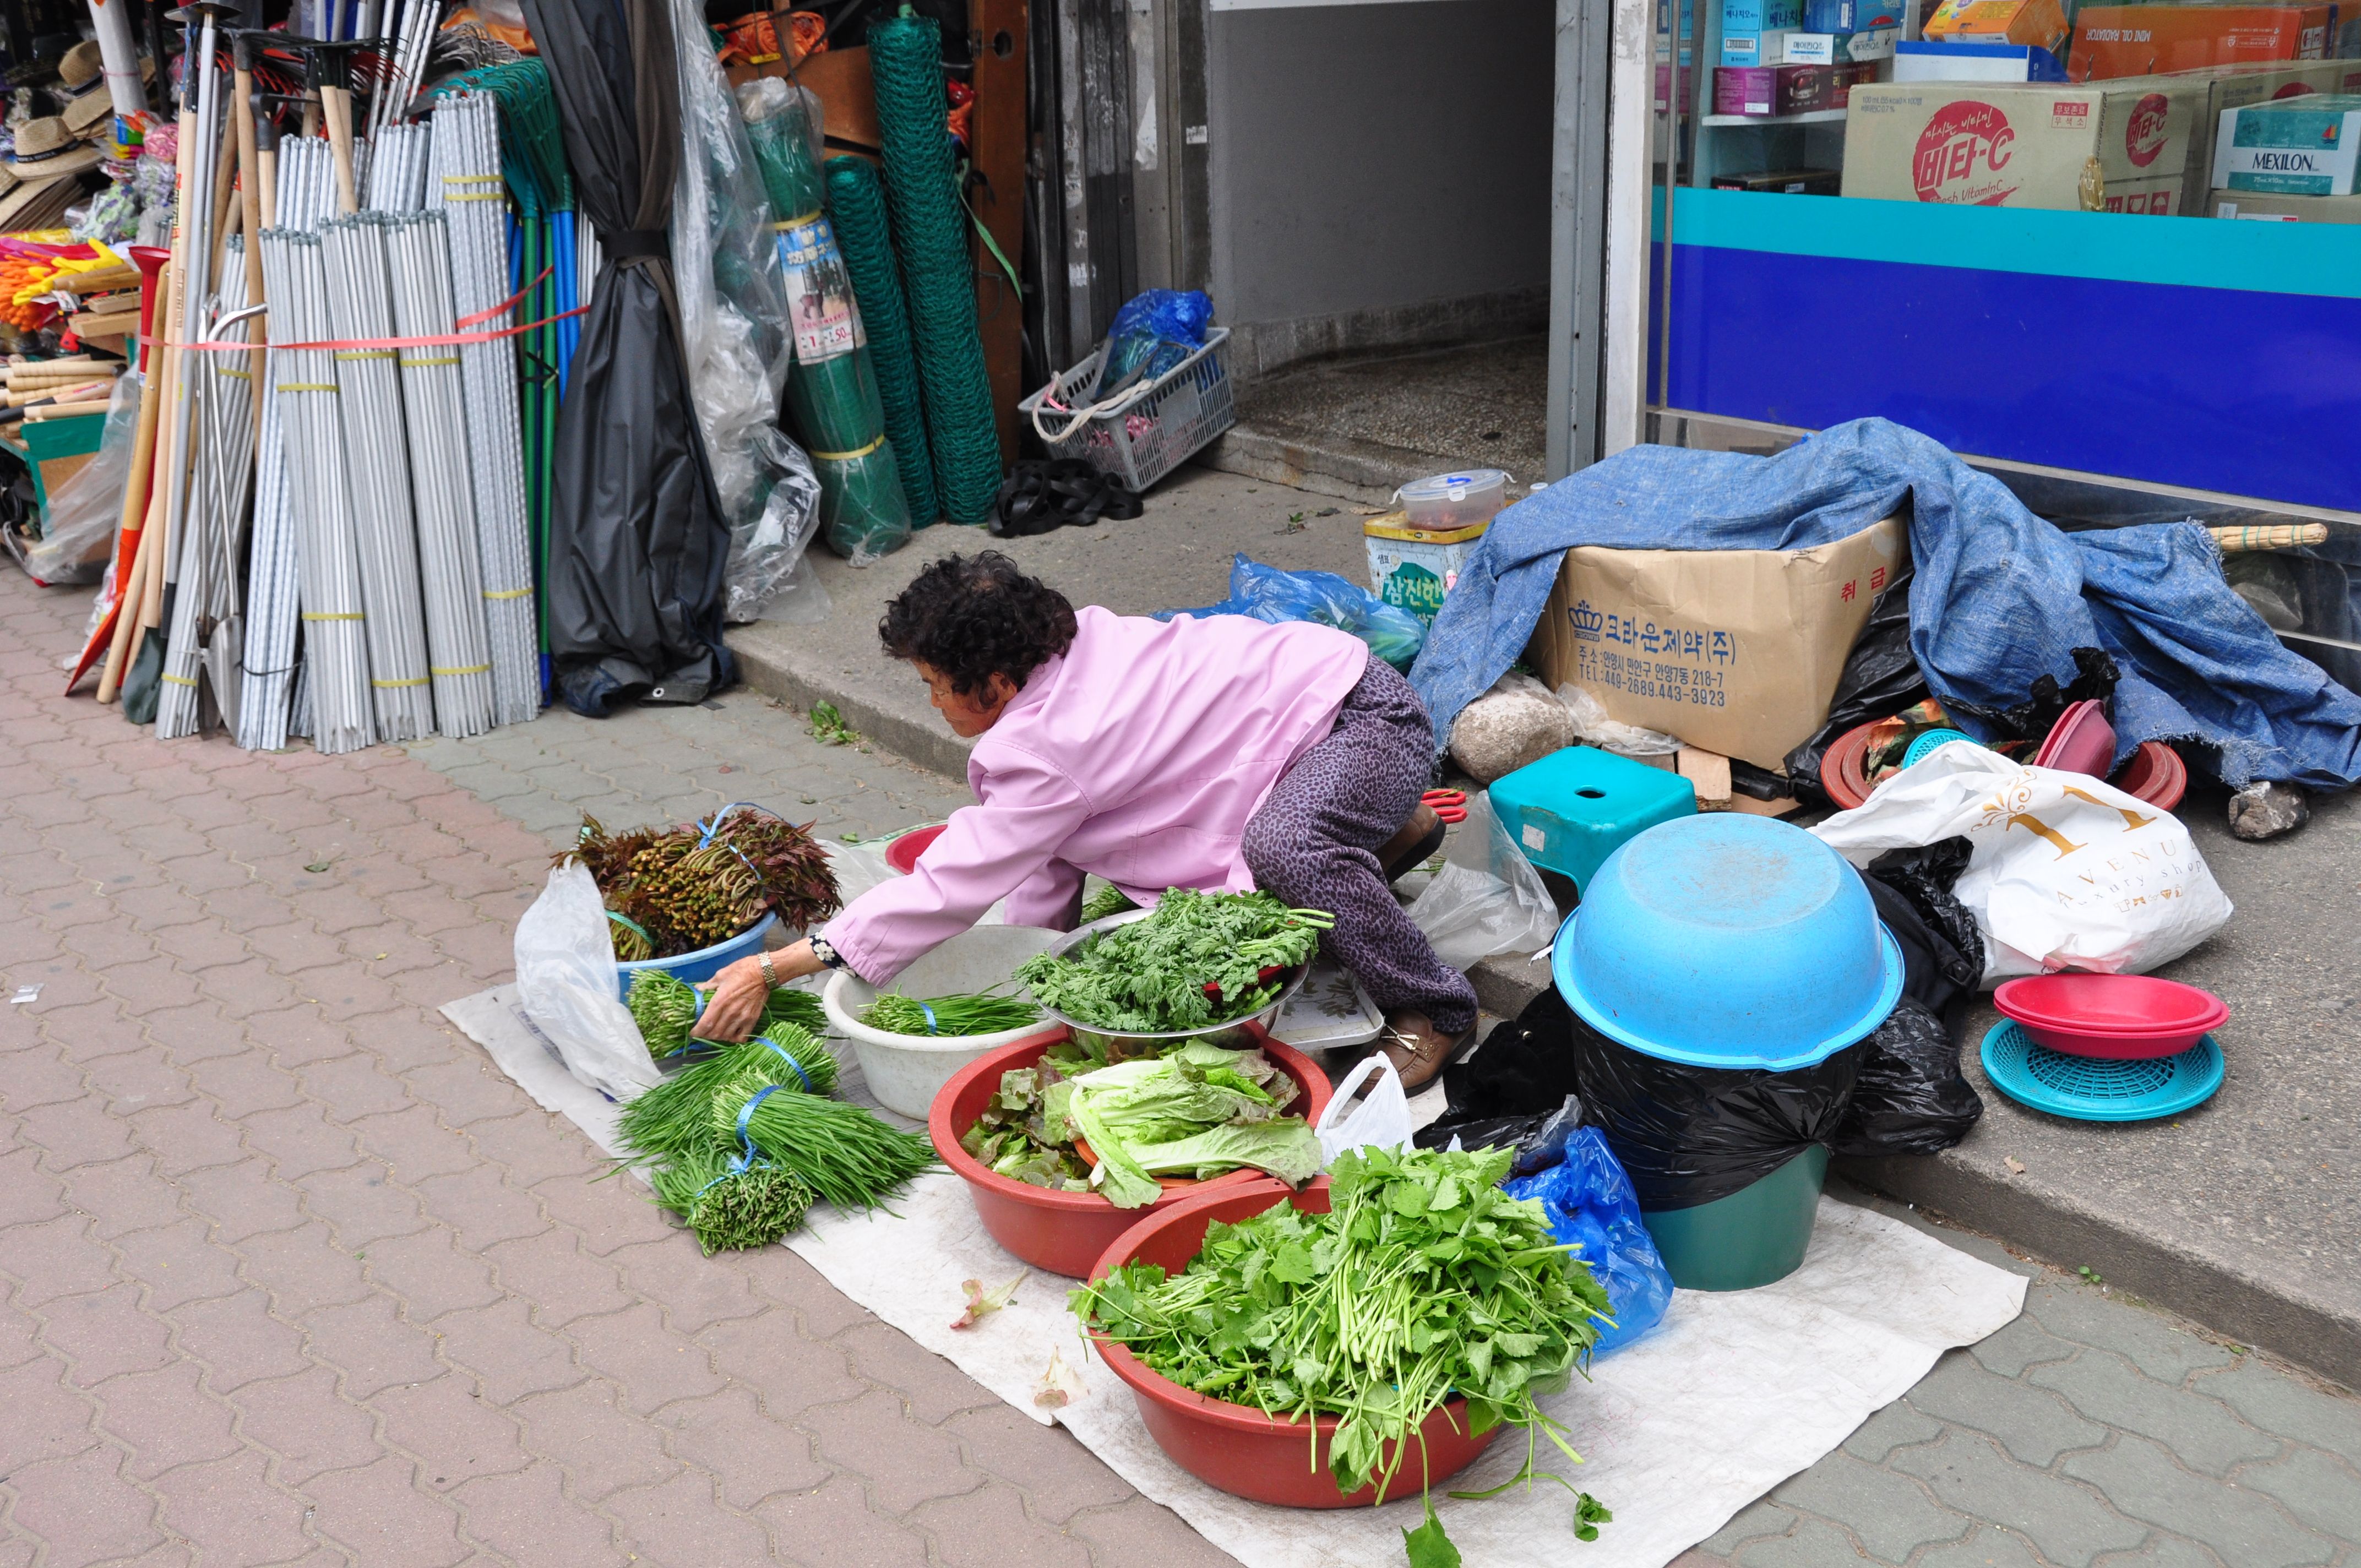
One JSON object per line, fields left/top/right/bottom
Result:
{"left": 759, "top": 952, "right": 779, "bottom": 988}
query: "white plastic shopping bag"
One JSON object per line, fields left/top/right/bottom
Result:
{"left": 1315, "top": 1055, "right": 1414, "bottom": 1163}
{"left": 1810, "top": 743, "right": 2233, "bottom": 984}
{"left": 514, "top": 863, "right": 660, "bottom": 1101}
{"left": 1407, "top": 791, "right": 1559, "bottom": 972}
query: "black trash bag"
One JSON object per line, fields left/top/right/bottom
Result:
{"left": 1413, "top": 1093, "right": 1586, "bottom": 1178}
{"left": 1509, "top": 989, "right": 1868, "bottom": 1212}
{"left": 1943, "top": 645, "right": 2119, "bottom": 744}
{"left": 520, "top": 0, "right": 738, "bottom": 717}
{"left": 1829, "top": 998, "right": 1982, "bottom": 1158}
{"left": 1434, "top": 994, "right": 1585, "bottom": 1121}
{"left": 1786, "top": 560, "right": 1926, "bottom": 800}
{"left": 1863, "top": 839, "right": 1983, "bottom": 1012}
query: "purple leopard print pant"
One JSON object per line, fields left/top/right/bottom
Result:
{"left": 1242, "top": 655, "right": 1478, "bottom": 1033}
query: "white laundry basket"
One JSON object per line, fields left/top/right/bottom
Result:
{"left": 822, "top": 924, "right": 1062, "bottom": 1119}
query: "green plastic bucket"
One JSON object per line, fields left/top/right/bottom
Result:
{"left": 1639, "top": 1144, "right": 1829, "bottom": 1292}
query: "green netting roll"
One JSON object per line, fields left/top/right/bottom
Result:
{"left": 812, "top": 447, "right": 915, "bottom": 565}
{"left": 868, "top": 13, "right": 1003, "bottom": 525}
{"left": 825, "top": 155, "right": 940, "bottom": 526}
{"left": 786, "top": 352, "right": 888, "bottom": 454}
{"left": 741, "top": 81, "right": 826, "bottom": 221}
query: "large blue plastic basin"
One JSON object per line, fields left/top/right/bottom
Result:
{"left": 613, "top": 912, "right": 779, "bottom": 1001}
{"left": 1552, "top": 814, "right": 1901, "bottom": 1071}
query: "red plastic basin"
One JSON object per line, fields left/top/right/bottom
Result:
{"left": 2033, "top": 700, "right": 2115, "bottom": 778}
{"left": 1824, "top": 723, "right": 2187, "bottom": 813}
{"left": 1084, "top": 1178, "right": 1503, "bottom": 1508}
{"left": 928, "top": 1025, "right": 1332, "bottom": 1279}
{"left": 885, "top": 823, "right": 946, "bottom": 874}
{"left": 1994, "top": 973, "right": 2229, "bottom": 1059}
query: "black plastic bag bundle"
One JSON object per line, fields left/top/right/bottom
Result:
{"left": 1830, "top": 998, "right": 1982, "bottom": 1158}
{"left": 1863, "top": 838, "right": 1983, "bottom": 1015}
{"left": 1412, "top": 1094, "right": 1585, "bottom": 1177}
{"left": 1786, "top": 560, "right": 1925, "bottom": 799}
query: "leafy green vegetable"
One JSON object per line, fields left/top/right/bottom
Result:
{"left": 727, "top": 1076, "right": 938, "bottom": 1211}
{"left": 964, "top": 1039, "right": 1315, "bottom": 1208}
{"left": 1072, "top": 1146, "right": 1612, "bottom": 1504}
{"left": 625, "top": 969, "right": 825, "bottom": 1060}
{"left": 617, "top": 1023, "right": 839, "bottom": 1160}
{"left": 1403, "top": 1496, "right": 1462, "bottom": 1568}
{"left": 1015, "top": 889, "right": 1334, "bottom": 1033}
{"left": 1079, "top": 883, "right": 1138, "bottom": 924}
{"left": 860, "top": 988, "right": 1040, "bottom": 1037}
{"left": 646, "top": 1147, "right": 816, "bottom": 1253}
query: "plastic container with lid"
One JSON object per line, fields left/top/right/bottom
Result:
{"left": 1396, "top": 468, "right": 1511, "bottom": 531}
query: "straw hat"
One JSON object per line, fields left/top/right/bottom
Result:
{"left": 8, "top": 117, "right": 104, "bottom": 177}
{"left": 62, "top": 88, "right": 113, "bottom": 137}
{"left": 0, "top": 173, "right": 77, "bottom": 233}
{"left": 57, "top": 41, "right": 102, "bottom": 95}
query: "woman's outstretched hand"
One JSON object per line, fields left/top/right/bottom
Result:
{"left": 695, "top": 956, "right": 771, "bottom": 1042}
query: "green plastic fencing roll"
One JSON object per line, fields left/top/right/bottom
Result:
{"left": 825, "top": 155, "right": 940, "bottom": 526}
{"left": 867, "top": 12, "right": 1002, "bottom": 525}
{"left": 738, "top": 77, "right": 913, "bottom": 563}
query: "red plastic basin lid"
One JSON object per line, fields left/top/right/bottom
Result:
{"left": 1994, "top": 973, "right": 2228, "bottom": 1035}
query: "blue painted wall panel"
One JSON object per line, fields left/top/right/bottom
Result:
{"left": 1662, "top": 242, "right": 2361, "bottom": 513}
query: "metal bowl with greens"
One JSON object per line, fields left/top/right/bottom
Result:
{"left": 1014, "top": 890, "right": 1332, "bottom": 1053}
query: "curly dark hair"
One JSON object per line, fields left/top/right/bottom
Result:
{"left": 877, "top": 553, "right": 1079, "bottom": 699}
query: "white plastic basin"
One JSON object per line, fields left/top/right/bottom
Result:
{"left": 822, "top": 924, "right": 1063, "bottom": 1119}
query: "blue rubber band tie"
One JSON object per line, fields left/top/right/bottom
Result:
{"left": 758, "top": 1034, "right": 817, "bottom": 1092}
{"left": 918, "top": 1001, "right": 939, "bottom": 1036}
{"left": 733, "top": 1084, "right": 784, "bottom": 1171}
{"left": 693, "top": 802, "right": 780, "bottom": 917}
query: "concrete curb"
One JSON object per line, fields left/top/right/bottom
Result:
{"left": 720, "top": 629, "right": 2357, "bottom": 1393}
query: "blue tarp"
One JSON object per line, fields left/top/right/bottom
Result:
{"left": 1410, "top": 418, "right": 2361, "bottom": 791}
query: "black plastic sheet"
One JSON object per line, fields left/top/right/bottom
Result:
{"left": 1829, "top": 998, "right": 1982, "bottom": 1159}
{"left": 519, "top": 0, "right": 737, "bottom": 716}
{"left": 1786, "top": 560, "right": 1925, "bottom": 801}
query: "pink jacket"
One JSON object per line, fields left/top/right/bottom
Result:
{"left": 821, "top": 606, "right": 1370, "bottom": 983}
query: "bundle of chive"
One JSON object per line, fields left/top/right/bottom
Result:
{"left": 627, "top": 970, "right": 825, "bottom": 1061}
{"left": 858, "top": 989, "right": 1040, "bottom": 1037}
{"left": 616, "top": 1022, "right": 933, "bottom": 1252}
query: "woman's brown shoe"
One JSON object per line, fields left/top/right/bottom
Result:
{"left": 1378, "top": 1009, "right": 1476, "bottom": 1093}
{"left": 1378, "top": 803, "right": 1446, "bottom": 884}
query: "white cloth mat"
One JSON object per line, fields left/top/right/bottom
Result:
{"left": 446, "top": 986, "right": 2024, "bottom": 1568}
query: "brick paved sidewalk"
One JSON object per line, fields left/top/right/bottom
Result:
{"left": 4, "top": 563, "right": 2356, "bottom": 1568}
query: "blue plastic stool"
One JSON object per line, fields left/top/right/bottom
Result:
{"left": 1489, "top": 745, "right": 1698, "bottom": 894}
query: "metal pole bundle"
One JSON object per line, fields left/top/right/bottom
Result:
{"left": 259, "top": 227, "right": 375, "bottom": 754}
{"left": 322, "top": 214, "right": 436, "bottom": 742}
{"left": 278, "top": 136, "right": 339, "bottom": 232}
{"left": 365, "top": 120, "right": 430, "bottom": 212}
{"left": 369, "top": 0, "right": 440, "bottom": 142}
{"left": 385, "top": 210, "right": 496, "bottom": 739}
{"left": 429, "top": 91, "right": 539, "bottom": 727}
{"left": 158, "top": 253, "right": 263, "bottom": 741}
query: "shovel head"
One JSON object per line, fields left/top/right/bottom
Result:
{"left": 205, "top": 615, "right": 243, "bottom": 738}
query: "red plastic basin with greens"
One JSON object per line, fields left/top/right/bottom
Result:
{"left": 928, "top": 1025, "right": 1332, "bottom": 1279}
{"left": 1082, "top": 1178, "right": 1502, "bottom": 1508}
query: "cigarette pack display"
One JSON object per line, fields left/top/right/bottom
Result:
{"left": 1843, "top": 79, "right": 2205, "bottom": 210}
{"left": 1923, "top": 0, "right": 2070, "bottom": 54}
{"left": 1716, "top": 62, "right": 1841, "bottom": 115}
{"left": 2068, "top": 4, "right": 2334, "bottom": 80}
{"left": 2214, "top": 94, "right": 2361, "bottom": 194}
{"left": 1710, "top": 166, "right": 1845, "bottom": 191}
{"left": 1722, "top": 0, "right": 1805, "bottom": 65}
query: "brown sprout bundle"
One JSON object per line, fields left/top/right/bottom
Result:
{"left": 565, "top": 807, "right": 842, "bottom": 959}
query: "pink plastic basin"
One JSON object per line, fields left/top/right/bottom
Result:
{"left": 1994, "top": 973, "right": 2229, "bottom": 1059}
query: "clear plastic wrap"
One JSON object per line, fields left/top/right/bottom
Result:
{"left": 514, "top": 863, "right": 660, "bottom": 1102}
{"left": 666, "top": 0, "right": 824, "bottom": 622}
{"left": 20, "top": 369, "right": 140, "bottom": 585}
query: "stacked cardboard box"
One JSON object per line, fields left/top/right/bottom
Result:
{"left": 1841, "top": 77, "right": 2206, "bottom": 212}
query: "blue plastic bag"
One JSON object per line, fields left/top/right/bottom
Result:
{"left": 1504, "top": 1127, "right": 1675, "bottom": 1358}
{"left": 1092, "top": 288, "right": 1215, "bottom": 402}
{"left": 1161, "top": 554, "right": 1428, "bottom": 671}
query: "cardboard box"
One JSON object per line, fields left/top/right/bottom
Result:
{"left": 1722, "top": 0, "right": 1805, "bottom": 65}
{"left": 2211, "top": 187, "right": 2361, "bottom": 217}
{"left": 1924, "top": 0, "right": 2070, "bottom": 55}
{"left": 2183, "top": 62, "right": 2357, "bottom": 207}
{"left": 2215, "top": 94, "right": 2361, "bottom": 194}
{"left": 1843, "top": 79, "right": 2205, "bottom": 211}
{"left": 1804, "top": 0, "right": 1905, "bottom": 31}
{"left": 1894, "top": 39, "right": 2069, "bottom": 80}
{"left": 1525, "top": 516, "right": 1905, "bottom": 770}
{"left": 1710, "top": 166, "right": 1846, "bottom": 190}
{"left": 2068, "top": 4, "right": 2334, "bottom": 80}
{"left": 1364, "top": 514, "right": 1488, "bottom": 627}
{"left": 1716, "top": 62, "right": 1840, "bottom": 114}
